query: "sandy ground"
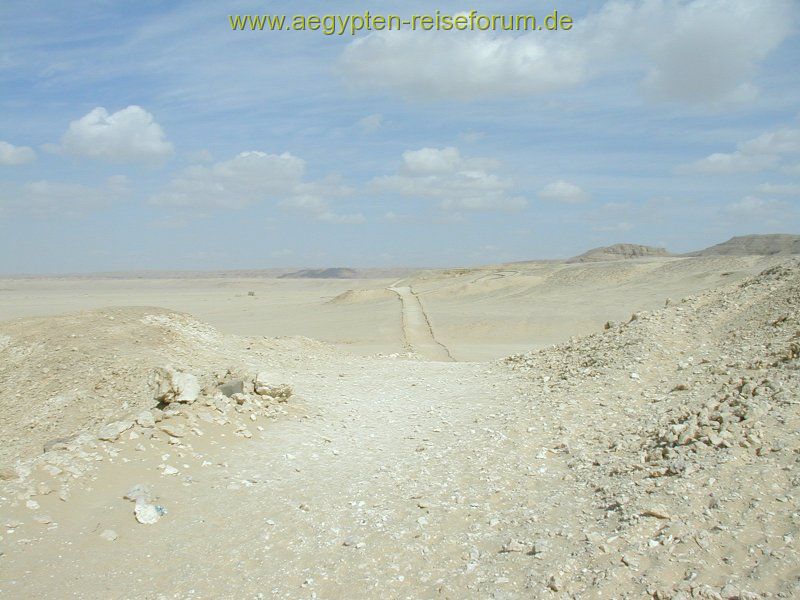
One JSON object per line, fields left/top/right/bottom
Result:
{"left": 1, "top": 255, "right": 798, "bottom": 599}
{"left": 0, "top": 255, "right": 779, "bottom": 361}
{"left": 0, "top": 278, "right": 403, "bottom": 356}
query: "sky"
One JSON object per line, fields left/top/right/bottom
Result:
{"left": 1, "top": 0, "right": 799, "bottom": 274}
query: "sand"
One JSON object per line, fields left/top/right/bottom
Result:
{"left": 0, "top": 255, "right": 780, "bottom": 362}
{"left": 1, "top": 254, "right": 798, "bottom": 598}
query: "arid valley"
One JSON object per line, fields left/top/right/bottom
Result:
{"left": 1, "top": 235, "right": 799, "bottom": 599}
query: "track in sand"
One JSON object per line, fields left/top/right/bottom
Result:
{"left": 389, "top": 285, "right": 454, "bottom": 361}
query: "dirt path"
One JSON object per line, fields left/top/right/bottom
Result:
{"left": 1, "top": 354, "right": 593, "bottom": 598}
{"left": 389, "top": 286, "right": 454, "bottom": 361}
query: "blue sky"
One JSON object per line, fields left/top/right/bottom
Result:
{"left": 1, "top": 0, "right": 799, "bottom": 273}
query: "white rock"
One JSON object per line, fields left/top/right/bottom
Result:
{"left": 159, "top": 422, "right": 187, "bottom": 438}
{"left": 134, "top": 502, "right": 165, "bottom": 525}
{"left": 501, "top": 539, "right": 529, "bottom": 553}
{"left": 98, "top": 420, "right": 134, "bottom": 441}
{"left": 100, "top": 529, "right": 118, "bottom": 541}
{"left": 151, "top": 368, "right": 200, "bottom": 404}
{"left": 136, "top": 411, "right": 156, "bottom": 428}
{"left": 124, "top": 484, "right": 153, "bottom": 504}
{"left": 254, "top": 372, "right": 292, "bottom": 400}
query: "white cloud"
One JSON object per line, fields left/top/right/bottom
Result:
{"left": 401, "top": 147, "right": 466, "bottom": 175}
{"left": 538, "top": 180, "right": 590, "bottom": 204}
{"left": 279, "top": 189, "right": 365, "bottom": 224}
{"left": 682, "top": 125, "right": 800, "bottom": 174}
{"left": 681, "top": 151, "right": 780, "bottom": 174}
{"left": 340, "top": 1, "right": 795, "bottom": 105}
{"left": 341, "top": 28, "right": 587, "bottom": 101}
{"left": 59, "top": 105, "right": 173, "bottom": 163}
{"left": 0, "top": 140, "right": 36, "bottom": 165}
{"left": 151, "top": 151, "right": 362, "bottom": 223}
{"left": 756, "top": 183, "right": 800, "bottom": 196}
{"left": 725, "top": 195, "right": 788, "bottom": 218}
{"left": 740, "top": 127, "right": 800, "bottom": 155}
{"left": 640, "top": 1, "right": 792, "bottom": 104}
{"left": 151, "top": 151, "right": 304, "bottom": 209}
{"left": 0, "top": 175, "right": 129, "bottom": 216}
{"left": 372, "top": 147, "right": 525, "bottom": 212}
{"left": 357, "top": 113, "right": 383, "bottom": 133}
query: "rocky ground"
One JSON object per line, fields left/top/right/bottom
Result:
{"left": 0, "top": 261, "right": 798, "bottom": 598}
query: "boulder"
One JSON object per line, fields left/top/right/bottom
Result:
{"left": 151, "top": 368, "right": 201, "bottom": 404}
{"left": 254, "top": 372, "right": 292, "bottom": 401}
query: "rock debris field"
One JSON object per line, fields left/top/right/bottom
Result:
{"left": 0, "top": 261, "right": 799, "bottom": 599}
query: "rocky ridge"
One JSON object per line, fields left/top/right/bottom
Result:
{"left": 505, "top": 260, "right": 800, "bottom": 598}
{"left": 567, "top": 243, "right": 672, "bottom": 263}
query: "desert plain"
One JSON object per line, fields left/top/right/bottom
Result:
{"left": 1, "top": 235, "right": 799, "bottom": 599}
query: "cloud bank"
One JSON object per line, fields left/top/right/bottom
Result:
{"left": 340, "top": 0, "right": 794, "bottom": 105}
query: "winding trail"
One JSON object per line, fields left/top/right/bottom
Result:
{"left": 389, "top": 285, "right": 454, "bottom": 361}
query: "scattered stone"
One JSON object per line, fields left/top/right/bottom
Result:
{"left": 621, "top": 553, "right": 638, "bottom": 568}
{"left": 547, "top": 574, "right": 563, "bottom": 592}
{"left": 531, "top": 539, "right": 549, "bottom": 556}
{"left": 98, "top": 420, "right": 134, "bottom": 442}
{"left": 136, "top": 411, "right": 156, "bottom": 428}
{"left": 218, "top": 379, "right": 244, "bottom": 398}
{"left": 124, "top": 484, "right": 153, "bottom": 504}
{"left": 159, "top": 422, "right": 188, "bottom": 438}
{"left": 342, "top": 536, "right": 360, "bottom": 547}
{"left": 501, "top": 539, "right": 529, "bottom": 553}
{"left": 641, "top": 508, "right": 671, "bottom": 520}
{"left": 43, "top": 436, "right": 74, "bottom": 453}
{"left": 0, "top": 466, "right": 17, "bottom": 481}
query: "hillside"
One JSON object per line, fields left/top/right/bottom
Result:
{"left": 278, "top": 267, "right": 418, "bottom": 279}
{"left": 567, "top": 243, "right": 672, "bottom": 263}
{"left": 689, "top": 234, "right": 800, "bottom": 256}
